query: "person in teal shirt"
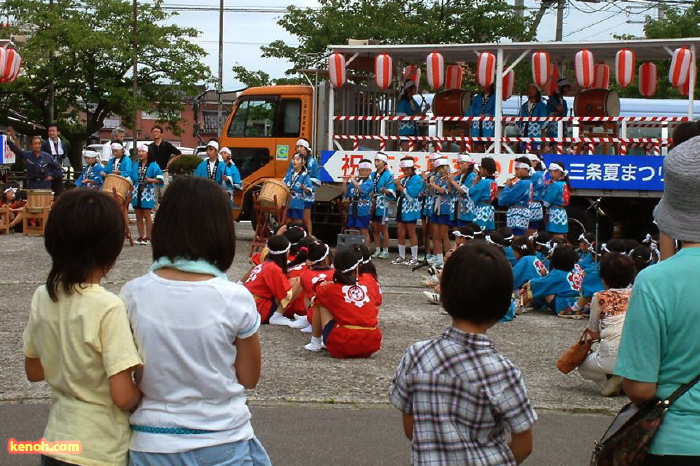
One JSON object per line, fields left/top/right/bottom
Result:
{"left": 615, "top": 137, "right": 700, "bottom": 462}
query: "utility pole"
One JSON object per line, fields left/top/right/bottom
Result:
{"left": 555, "top": 0, "right": 565, "bottom": 41}
{"left": 217, "top": 0, "right": 224, "bottom": 135}
{"left": 48, "top": 0, "right": 54, "bottom": 123}
{"left": 133, "top": 0, "right": 138, "bottom": 154}
{"left": 514, "top": 0, "right": 524, "bottom": 18}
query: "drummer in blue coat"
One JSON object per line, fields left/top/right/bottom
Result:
{"left": 499, "top": 156, "right": 533, "bottom": 237}
{"left": 469, "top": 157, "right": 499, "bottom": 232}
{"left": 194, "top": 140, "right": 225, "bottom": 184}
{"left": 103, "top": 142, "right": 133, "bottom": 179}
{"left": 370, "top": 152, "right": 395, "bottom": 259}
{"left": 220, "top": 146, "right": 242, "bottom": 207}
{"left": 517, "top": 84, "right": 549, "bottom": 154}
{"left": 285, "top": 138, "right": 320, "bottom": 235}
{"left": 465, "top": 83, "right": 496, "bottom": 153}
{"left": 342, "top": 159, "right": 374, "bottom": 246}
{"left": 526, "top": 154, "right": 545, "bottom": 236}
{"left": 283, "top": 152, "right": 313, "bottom": 227}
{"left": 391, "top": 156, "right": 425, "bottom": 266}
{"left": 130, "top": 144, "right": 164, "bottom": 245}
{"left": 75, "top": 150, "right": 104, "bottom": 190}
{"left": 543, "top": 161, "right": 570, "bottom": 239}
{"left": 446, "top": 153, "right": 477, "bottom": 226}
{"left": 428, "top": 157, "right": 455, "bottom": 267}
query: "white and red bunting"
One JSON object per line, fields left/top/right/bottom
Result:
{"left": 328, "top": 53, "right": 346, "bottom": 88}
{"left": 615, "top": 49, "right": 636, "bottom": 88}
{"left": 445, "top": 64, "right": 463, "bottom": 89}
{"left": 532, "top": 51, "right": 550, "bottom": 88}
{"left": 0, "top": 48, "right": 21, "bottom": 83}
{"left": 502, "top": 69, "right": 515, "bottom": 101}
{"left": 575, "top": 49, "right": 595, "bottom": 89}
{"left": 477, "top": 52, "right": 496, "bottom": 89}
{"left": 375, "top": 53, "right": 393, "bottom": 90}
{"left": 594, "top": 63, "right": 610, "bottom": 89}
{"left": 639, "top": 62, "right": 657, "bottom": 97}
{"left": 670, "top": 47, "right": 693, "bottom": 88}
{"left": 426, "top": 52, "right": 444, "bottom": 89}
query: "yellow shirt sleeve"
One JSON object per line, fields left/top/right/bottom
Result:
{"left": 99, "top": 303, "right": 142, "bottom": 377}
{"left": 22, "top": 289, "right": 40, "bottom": 358}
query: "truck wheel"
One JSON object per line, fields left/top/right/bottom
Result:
{"left": 565, "top": 205, "right": 595, "bottom": 244}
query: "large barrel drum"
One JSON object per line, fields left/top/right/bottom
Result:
{"left": 574, "top": 89, "right": 621, "bottom": 117}
{"left": 432, "top": 89, "right": 472, "bottom": 117}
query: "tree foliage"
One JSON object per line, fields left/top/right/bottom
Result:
{"left": 232, "top": 0, "right": 532, "bottom": 86}
{"left": 0, "top": 0, "right": 211, "bottom": 167}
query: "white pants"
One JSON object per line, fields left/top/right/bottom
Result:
{"left": 578, "top": 350, "right": 617, "bottom": 385}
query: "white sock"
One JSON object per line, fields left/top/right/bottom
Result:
{"left": 437, "top": 253, "right": 444, "bottom": 262}
{"left": 310, "top": 336, "right": 322, "bottom": 345}
{"left": 398, "top": 244, "right": 406, "bottom": 258}
{"left": 411, "top": 246, "right": 418, "bottom": 259}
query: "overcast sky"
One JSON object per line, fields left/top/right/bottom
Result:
{"left": 155, "top": 0, "right": 666, "bottom": 90}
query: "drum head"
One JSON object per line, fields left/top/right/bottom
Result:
{"left": 605, "top": 90, "right": 620, "bottom": 117}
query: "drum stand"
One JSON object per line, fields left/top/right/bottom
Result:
{"left": 250, "top": 191, "right": 288, "bottom": 256}
{"left": 108, "top": 187, "right": 134, "bottom": 247}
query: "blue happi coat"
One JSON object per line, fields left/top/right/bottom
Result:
{"left": 397, "top": 97, "right": 421, "bottom": 136}
{"left": 432, "top": 173, "right": 454, "bottom": 217}
{"left": 194, "top": 159, "right": 225, "bottom": 184}
{"left": 104, "top": 155, "right": 133, "bottom": 178}
{"left": 370, "top": 169, "right": 395, "bottom": 220}
{"left": 513, "top": 255, "right": 547, "bottom": 290}
{"left": 530, "top": 268, "right": 583, "bottom": 314}
{"left": 284, "top": 169, "right": 313, "bottom": 210}
{"left": 131, "top": 161, "right": 164, "bottom": 209}
{"left": 517, "top": 100, "right": 549, "bottom": 139}
{"left": 469, "top": 177, "right": 498, "bottom": 231}
{"left": 529, "top": 170, "right": 545, "bottom": 221}
{"left": 500, "top": 177, "right": 532, "bottom": 231}
{"left": 453, "top": 171, "right": 477, "bottom": 222}
{"left": 543, "top": 180, "right": 569, "bottom": 234}
{"left": 466, "top": 92, "right": 496, "bottom": 138}
{"left": 76, "top": 162, "right": 104, "bottom": 190}
{"left": 223, "top": 162, "right": 242, "bottom": 191}
{"left": 286, "top": 155, "right": 320, "bottom": 201}
{"left": 346, "top": 177, "right": 373, "bottom": 218}
{"left": 397, "top": 174, "right": 425, "bottom": 222}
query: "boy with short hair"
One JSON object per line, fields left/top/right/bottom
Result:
{"left": 390, "top": 242, "right": 536, "bottom": 465}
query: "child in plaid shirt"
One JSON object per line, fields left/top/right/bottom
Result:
{"left": 390, "top": 242, "right": 537, "bottom": 465}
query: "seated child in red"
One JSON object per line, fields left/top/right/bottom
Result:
{"left": 305, "top": 249, "right": 382, "bottom": 358}
{"left": 299, "top": 241, "right": 334, "bottom": 325}
{"left": 351, "top": 243, "right": 383, "bottom": 306}
{"left": 284, "top": 237, "right": 315, "bottom": 318}
{"left": 243, "top": 235, "right": 306, "bottom": 328}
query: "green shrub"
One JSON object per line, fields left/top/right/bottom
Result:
{"left": 168, "top": 154, "right": 201, "bottom": 175}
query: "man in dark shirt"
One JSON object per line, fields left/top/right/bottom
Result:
{"left": 148, "top": 125, "right": 181, "bottom": 172}
{"left": 7, "top": 128, "right": 62, "bottom": 190}
{"left": 40, "top": 123, "right": 69, "bottom": 194}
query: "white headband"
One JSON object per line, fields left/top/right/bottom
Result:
{"left": 643, "top": 233, "right": 658, "bottom": 245}
{"left": 219, "top": 147, "right": 231, "bottom": 155}
{"left": 547, "top": 240, "right": 559, "bottom": 253}
{"left": 458, "top": 154, "right": 476, "bottom": 163}
{"left": 517, "top": 242, "right": 530, "bottom": 251}
{"left": 485, "top": 235, "right": 496, "bottom": 245}
{"left": 514, "top": 162, "right": 530, "bottom": 170}
{"left": 375, "top": 152, "right": 388, "bottom": 163}
{"left": 296, "top": 139, "right": 311, "bottom": 150}
{"left": 578, "top": 233, "right": 592, "bottom": 246}
{"left": 399, "top": 159, "right": 415, "bottom": 168}
{"left": 358, "top": 161, "right": 372, "bottom": 170}
{"left": 3, "top": 187, "right": 17, "bottom": 194}
{"left": 111, "top": 142, "right": 124, "bottom": 150}
{"left": 429, "top": 152, "right": 442, "bottom": 160}
{"left": 137, "top": 144, "right": 149, "bottom": 152}
{"left": 452, "top": 231, "right": 474, "bottom": 239}
{"left": 600, "top": 243, "right": 611, "bottom": 254}
{"left": 310, "top": 244, "right": 330, "bottom": 264}
{"left": 361, "top": 257, "right": 372, "bottom": 264}
{"left": 340, "top": 259, "right": 362, "bottom": 274}
{"left": 503, "top": 234, "right": 514, "bottom": 241}
{"left": 434, "top": 158, "right": 450, "bottom": 168}
{"left": 548, "top": 163, "right": 567, "bottom": 175}
{"left": 268, "top": 243, "right": 291, "bottom": 255}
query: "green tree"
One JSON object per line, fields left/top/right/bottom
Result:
{"left": 235, "top": 0, "right": 532, "bottom": 83}
{"left": 0, "top": 0, "right": 211, "bottom": 167}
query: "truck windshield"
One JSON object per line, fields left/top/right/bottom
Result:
{"left": 227, "top": 98, "right": 275, "bottom": 138}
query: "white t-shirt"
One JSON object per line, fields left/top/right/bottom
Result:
{"left": 121, "top": 271, "right": 260, "bottom": 453}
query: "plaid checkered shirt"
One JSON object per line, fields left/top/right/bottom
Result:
{"left": 390, "top": 327, "right": 537, "bottom": 465}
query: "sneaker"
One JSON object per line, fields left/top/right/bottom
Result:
{"left": 558, "top": 307, "right": 586, "bottom": 319}
{"left": 371, "top": 249, "right": 382, "bottom": 258}
{"left": 269, "top": 313, "right": 294, "bottom": 327}
{"left": 406, "top": 258, "right": 419, "bottom": 267}
{"left": 426, "top": 254, "right": 437, "bottom": 264}
{"left": 377, "top": 251, "right": 390, "bottom": 259}
{"left": 438, "top": 307, "right": 449, "bottom": 315}
{"left": 304, "top": 341, "right": 322, "bottom": 352}
{"left": 600, "top": 375, "right": 624, "bottom": 397}
{"left": 427, "top": 265, "right": 438, "bottom": 276}
{"left": 423, "top": 290, "right": 440, "bottom": 305}
{"left": 135, "top": 237, "right": 144, "bottom": 245}
{"left": 289, "top": 318, "right": 311, "bottom": 329}
{"left": 300, "top": 324, "right": 313, "bottom": 333}
{"left": 432, "top": 260, "right": 444, "bottom": 268}
{"left": 391, "top": 256, "right": 406, "bottom": 265}
{"left": 142, "top": 239, "right": 151, "bottom": 246}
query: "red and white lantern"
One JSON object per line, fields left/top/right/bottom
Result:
{"left": 670, "top": 47, "right": 693, "bottom": 88}
{"left": 545, "top": 64, "right": 560, "bottom": 96}
{"left": 445, "top": 64, "right": 463, "bottom": 89}
{"left": 532, "top": 51, "right": 550, "bottom": 88}
{"left": 639, "top": 62, "right": 657, "bottom": 97}
{"left": 328, "top": 53, "right": 346, "bottom": 88}
{"left": 476, "top": 52, "right": 496, "bottom": 89}
{"left": 594, "top": 63, "right": 610, "bottom": 89}
{"left": 615, "top": 49, "right": 636, "bottom": 88}
{"left": 374, "top": 53, "right": 393, "bottom": 90}
{"left": 677, "top": 64, "right": 695, "bottom": 96}
{"left": 0, "top": 48, "right": 21, "bottom": 83}
{"left": 575, "top": 49, "right": 595, "bottom": 89}
{"left": 426, "top": 52, "right": 444, "bottom": 89}
{"left": 502, "top": 69, "right": 515, "bottom": 101}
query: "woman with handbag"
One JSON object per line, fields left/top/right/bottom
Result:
{"left": 577, "top": 253, "right": 635, "bottom": 397}
{"left": 613, "top": 137, "right": 700, "bottom": 464}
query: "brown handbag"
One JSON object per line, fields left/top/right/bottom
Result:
{"left": 557, "top": 328, "right": 599, "bottom": 374}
